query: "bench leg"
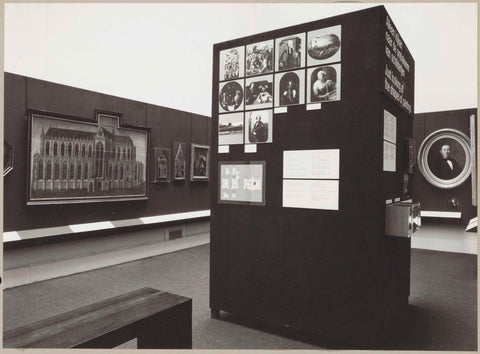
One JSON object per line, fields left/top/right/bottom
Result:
{"left": 137, "top": 302, "right": 192, "bottom": 349}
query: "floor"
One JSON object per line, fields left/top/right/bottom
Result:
{"left": 3, "top": 229, "right": 477, "bottom": 350}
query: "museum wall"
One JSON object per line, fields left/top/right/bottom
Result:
{"left": 4, "top": 72, "right": 211, "bottom": 232}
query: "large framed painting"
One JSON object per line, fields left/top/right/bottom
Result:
{"left": 417, "top": 128, "right": 473, "bottom": 189}
{"left": 154, "top": 148, "right": 170, "bottom": 183}
{"left": 27, "top": 110, "right": 149, "bottom": 205}
{"left": 190, "top": 143, "right": 210, "bottom": 181}
{"left": 218, "top": 161, "right": 266, "bottom": 206}
{"left": 173, "top": 142, "right": 187, "bottom": 181}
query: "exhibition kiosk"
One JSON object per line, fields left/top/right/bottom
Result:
{"left": 210, "top": 6, "right": 419, "bottom": 344}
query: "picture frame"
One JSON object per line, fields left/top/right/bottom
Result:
{"left": 154, "top": 148, "right": 170, "bottom": 183}
{"left": 246, "top": 40, "right": 274, "bottom": 76}
{"left": 245, "top": 74, "right": 273, "bottom": 110}
{"left": 218, "top": 112, "right": 244, "bottom": 146}
{"left": 190, "top": 143, "right": 210, "bottom": 181}
{"left": 274, "top": 70, "right": 305, "bottom": 107}
{"left": 218, "top": 161, "right": 266, "bottom": 206}
{"left": 26, "top": 110, "right": 149, "bottom": 205}
{"left": 307, "top": 64, "right": 341, "bottom": 103}
{"left": 307, "top": 25, "right": 342, "bottom": 66}
{"left": 275, "top": 33, "right": 306, "bottom": 72}
{"left": 245, "top": 110, "right": 273, "bottom": 144}
{"left": 219, "top": 46, "right": 245, "bottom": 81}
{"left": 219, "top": 79, "right": 244, "bottom": 113}
{"left": 173, "top": 141, "right": 187, "bottom": 181}
{"left": 4, "top": 139, "right": 14, "bottom": 177}
{"left": 417, "top": 128, "right": 472, "bottom": 189}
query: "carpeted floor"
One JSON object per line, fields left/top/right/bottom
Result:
{"left": 3, "top": 244, "right": 477, "bottom": 350}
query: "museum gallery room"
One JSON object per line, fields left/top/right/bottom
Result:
{"left": 2, "top": 2, "right": 477, "bottom": 351}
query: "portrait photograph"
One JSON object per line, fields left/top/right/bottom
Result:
{"left": 307, "top": 64, "right": 341, "bottom": 103}
{"left": 219, "top": 46, "right": 245, "bottom": 81}
{"left": 173, "top": 141, "right": 187, "bottom": 181}
{"left": 246, "top": 40, "right": 273, "bottom": 76}
{"left": 245, "top": 110, "right": 273, "bottom": 144}
{"left": 275, "top": 70, "right": 305, "bottom": 107}
{"left": 218, "top": 112, "right": 244, "bottom": 146}
{"left": 219, "top": 79, "right": 244, "bottom": 113}
{"left": 275, "top": 33, "right": 306, "bottom": 72}
{"left": 417, "top": 129, "right": 472, "bottom": 189}
{"left": 27, "top": 111, "right": 148, "bottom": 205}
{"left": 307, "top": 25, "right": 342, "bottom": 66}
{"left": 154, "top": 148, "right": 170, "bottom": 183}
{"left": 245, "top": 74, "right": 273, "bottom": 110}
{"left": 190, "top": 144, "right": 210, "bottom": 181}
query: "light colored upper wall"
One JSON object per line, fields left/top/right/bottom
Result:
{"left": 4, "top": 3, "right": 477, "bottom": 117}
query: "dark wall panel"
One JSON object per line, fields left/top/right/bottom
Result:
{"left": 4, "top": 73, "right": 210, "bottom": 231}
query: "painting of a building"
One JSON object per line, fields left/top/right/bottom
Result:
{"left": 29, "top": 112, "right": 148, "bottom": 204}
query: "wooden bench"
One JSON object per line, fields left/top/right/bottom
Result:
{"left": 3, "top": 287, "right": 192, "bottom": 349}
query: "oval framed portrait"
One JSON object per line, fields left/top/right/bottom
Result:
{"left": 417, "top": 128, "right": 472, "bottom": 189}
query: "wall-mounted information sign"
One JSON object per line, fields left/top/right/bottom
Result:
{"left": 219, "top": 161, "right": 265, "bottom": 205}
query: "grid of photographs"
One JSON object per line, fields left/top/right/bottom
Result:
{"left": 217, "top": 24, "right": 342, "bottom": 147}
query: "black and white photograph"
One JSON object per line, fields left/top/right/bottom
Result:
{"left": 154, "top": 148, "right": 170, "bottom": 183}
{"left": 307, "top": 64, "right": 341, "bottom": 103}
{"left": 219, "top": 46, "right": 244, "bottom": 81}
{"left": 275, "top": 70, "right": 305, "bottom": 107}
{"left": 246, "top": 40, "right": 274, "bottom": 76}
{"left": 2, "top": 3, "right": 477, "bottom": 352}
{"left": 245, "top": 74, "right": 273, "bottom": 110}
{"left": 173, "top": 141, "right": 187, "bottom": 181}
{"left": 307, "top": 25, "right": 342, "bottom": 66}
{"left": 27, "top": 111, "right": 148, "bottom": 205}
{"left": 275, "top": 33, "right": 306, "bottom": 71}
{"left": 418, "top": 129, "right": 473, "bottom": 189}
{"left": 218, "top": 112, "right": 244, "bottom": 146}
{"left": 245, "top": 110, "right": 273, "bottom": 144}
{"left": 190, "top": 143, "right": 210, "bottom": 181}
{"left": 219, "top": 79, "right": 244, "bottom": 113}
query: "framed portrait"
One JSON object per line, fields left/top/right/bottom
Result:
{"left": 307, "top": 25, "right": 342, "bottom": 66}
{"left": 274, "top": 70, "right": 305, "bottom": 107}
{"left": 307, "top": 64, "right": 341, "bottom": 103}
{"left": 26, "top": 110, "right": 149, "bottom": 205}
{"left": 218, "top": 112, "right": 244, "bottom": 146}
{"left": 275, "top": 33, "right": 306, "bottom": 72}
{"left": 190, "top": 144, "right": 210, "bottom": 181}
{"left": 218, "top": 161, "right": 266, "bottom": 206}
{"left": 219, "top": 79, "right": 244, "bottom": 113}
{"left": 246, "top": 40, "right": 274, "bottom": 76}
{"left": 245, "top": 110, "right": 273, "bottom": 144}
{"left": 173, "top": 142, "right": 187, "bottom": 181}
{"left": 417, "top": 128, "right": 472, "bottom": 189}
{"left": 4, "top": 139, "right": 14, "bottom": 177}
{"left": 219, "top": 46, "right": 245, "bottom": 81}
{"left": 154, "top": 148, "right": 170, "bottom": 183}
{"left": 245, "top": 74, "right": 273, "bottom": 110}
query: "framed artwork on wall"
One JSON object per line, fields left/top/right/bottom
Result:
{"left": 190, "top": 144, "right": 210, "bottom": 181}
{"left": 219, "top": 46, "right": 245, "bottom": 81}
{"left": 173, "top": 142, "right": 187, "bottom": 181}
{"left": 245, "top": 110, "right": 273, "bottom": 144}
{"left": 417, "top": 128, "right": 473, "bottom": 189}
{"left": 246, "top": 40, "right": 274, "bottom": 76}
{"left": 307, "top": 64, "right": 341, "bottom": 103}
{"left": 4, "top": 139, "right": 14, "bottom": 177}
{"left": 218, "top": 161, "right": 266, "bottom": 206}
{"left": 306, "top": 25, "right": 342, "bottom": 66}
{"left": 218, "top": 112, "right": 244, "bottom": 146}
{"left": 154, "top": 148, "right": 170, "bottom": 183}
{"left": 26, "top": 110, "right": 149, "bottom": 205}
{"left": 275, "top": 33, "right": 306, "bottom": 72}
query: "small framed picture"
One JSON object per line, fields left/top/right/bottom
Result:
{"left": 219, "top": 161, "right": 266, "bottom": 206}
{"left": 219, "top": 79, "right": 244, "bottom": 113}
{"left": 274, "top": 70, "right": 305, "bottom": 107}
{"left": 307, "top": 25, "right": 341, "bottom": 66}
{"left": 245, "top": 74, "right": 273, "bottom": 110}
{"left": 275, "top": 33, "right": 306, "bottom": 72}
{"left": 307, "top": 64, "right": 341, "bottom": 103}
{"left": 219, "top": 112, "right": 244, "bottom": 146}
{"left": 245, "top": 110, "right": 273, "bottom": 144}
{"left": 219, "top": 46, "right": 245, "bottom": 81}
{"left": 173, "top": 142, "right": 186, "bottom": 181}
{"left": 246, "top": 40, "right": 274, "bottom": 76}
{"left": 4, "top": 139, "right": 14, "bottom": 177}
{"left": 154, "top": 148, "right": 170, "bottom": 183}
{"left": 191, "top": 143, "right": 210, "bottom": 181}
